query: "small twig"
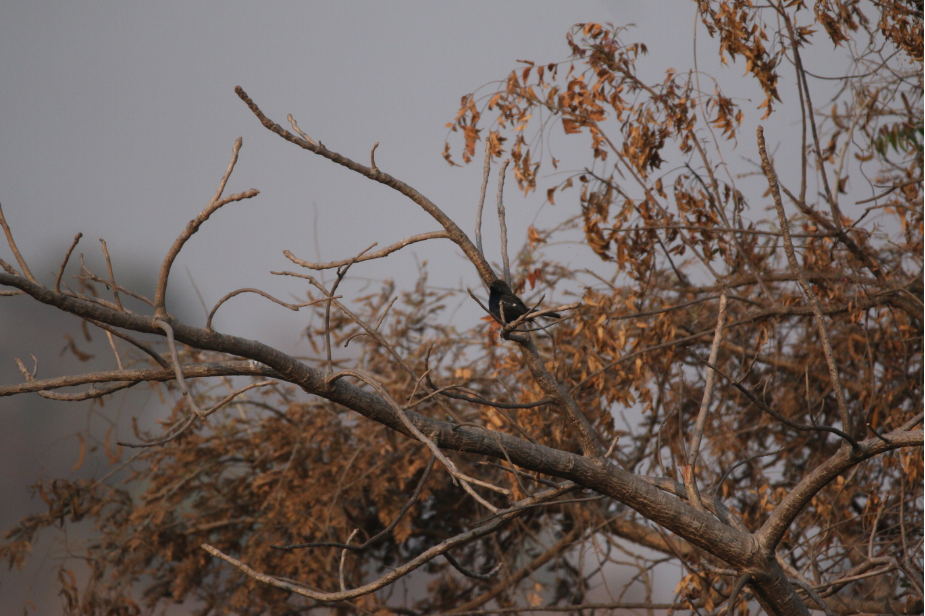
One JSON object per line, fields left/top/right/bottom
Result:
{"left": 757, "top": 126, "right": 851, "bottom": 437}
{"left": 788, "top": 577, "right": 835, "bottom": 616}
{"left": 496, "top": 159, "right": 512, "bottom": 286}
{"left": 444, "top": 551, "right": 502, "bottom": 581}
{"left": 56, "top": 233, "right": 83, "bottom": 293}
{"left": 339, "top": 529, "right": 359, "bottom": 592}
{"left": 119, "top": 380, "right": 275, "bottom": 448}
{"left": 374, "top": 296, "right": 398, "bottom": 331}
{"left": 609, "top": 295, "right": 721, "bottom": 322}
{"left": 201, "top": 482, "right": 574, "bottom": 603}
{"left": 713, "top": 447, "right": 787, "bottom": 497}
{"left": 118, "top": 413, "right": 197, "bottom": 449}
{"left": 694, "top": 354, "right": 860, "bottom": 450}
{"left": 0, "top": 207, "right": 38, "bottom": 284}
{"left": 328, "top": 369, "right": 509, "bottom": 511}
{"left": 155, "top": 137, "right": 258, "bottom": 316}
{"left": 324, "top": 243, "right": 376, "bottom": 372}
{"left": 467, "top": 287, "right": 497, "bottom": 322}
{"left": 104, "top": 330, "right": 124, "bottom": 370}
{"left": 287, "top": 114, "right": 318, "bottom": 146}
{"left": 0, "top": 203, "right": 36, "bottom": 283}
{"left": 283, "top": 231, "right": 449, "bottom": 271}
{"left": 475, "top": 138, "right": 492, "bottom": 256}
{"left": 855, "top": 176, "right": 923, "bottom": 204}
{"left": 201, "top": 380, "right": 276, "bottom": 418}
{"left": 154, "top": 319, "right": 205, "bottom": 417}
{"left": 0, "top": 361, "right": 278, "bottom": 398}
{"left": 865, "top": 422, "right": 891, "bottom": 444}
{"left": 369, "top": 142, "right": 379, "bottom": 172}
{"left": 611, "top": 224, "right": 833, "bottom": 238}
{"left": 343, "top": 295, "right": 398, "bottom": 347}
{"left": 84, "top": 318, "right": 169, "bottom": 368}
{"left": 722, "top": 573, "right": 751, "bottom": 616}
{"left": 206, "top": 288, "right": 338, "bottom": 331}
{"left": 453, "top": 422, "right": 528, "bottom": 495}
{"left": 685, "top": 292, "right": 728, "bottom": 512}
{"left": 75, "top": 268, "right": 154, "bottom": 307}
{"left": 99, "top": 239, "right": 123, "bottom": 311}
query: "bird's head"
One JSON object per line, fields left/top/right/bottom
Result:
{"left": 489, "top": 279, "right": 512, "bottom": 294}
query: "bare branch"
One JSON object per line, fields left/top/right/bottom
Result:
{"left": 99, "top": 239, "right": 123, "bottom": 311}
{"left": 56, "top": 233, "right": 83, "bottom": 293}
{"left": 757, "top": 126, "right": 852, "bottom": 437}
{"left": 235, "top": 86, "right": 495, "bottom": 284}
{"left": 155, "top": 319, "right": 205, "bottom": 417}
{"left": 286, "top": 114, "right": 318, "bottom": 146}
{"left": 496, "top": 159, "right": 511, "bottom": 285}
{"left": 0, "top": 202, "right": 36, "bottom": 283}
{"left": 283, "top": 231, "right": 450, "bottom": 271}
{"left": 0, "top": 361, "right": 278, "bottom": 397}
{"left": 155, "top": 137, "right": 257, "bottom": 317}
{"left": 475, "top": 138, "right": 492, "bottom": 255}
{"left": 328, "top": 369, "right": 509, "bottom": 512}
{"left": 444, "top": 551, "right": 502, "bottom": 581}
{"left": 338, "top": 528, "right": 359, "bottom": 592}
{"left": 758, "top": 426, "right": 924, "bottom": 551}
{"left": 788, "top": 578, "right": 835, "bottom": 616}
{"left": 369, "top": 141, "right": 379, "bottom": 172}
{"left": 201, "top": 483, "right": 576, "bottom": 603}
{"left": 206, "top": 288, "right": 338, "bottom": 331}
{"left": 84, "top": 318, "right": 169, "bottom": 368}
{"left": 685, "top": 292, "right": 728, "bottom": 512}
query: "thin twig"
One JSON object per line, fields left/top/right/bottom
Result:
{"left": 722, "top": 572, "right": 751, "bottom": 616}
{"left": 476, "top": 138, "right": 492, "bottom": 256}
{"left": 328, "top": 369, "right": 509, "bottom": 511}
{"left": 693, "top": 354, "right": 860, "bottom": 450}
{"left": 713, "top": 447, "right": 787, "bottom": 497}
{"left": 154, "top": 319, "right": 205, "bottom": 417}
{"left": 324, "top": 243, "right": 376, "bottom": 372}
{"left": 0, "top": 361, "right": 278, "bottom": 398}
{"left": 369, "top": 142, "right": 379, "bottom": 172}
{"left": 287, "top": 114, "right": 318, "bottom": 146}
{"left": 496, "top": 159, "right": 511, "bottom": 285}
{"left": 56, "top": 233, "right": 83, "bottom": 293}
{"left": 0, "top": 203, "right": 35, "bottom": 282}
{"left": 119, "top": 380, "right": 275, "bottom": 448}
{"left": 855, "top": 177, "right": 923, "bottom": 204}
{"left": 155, "top": 137, "right": 257, "bottom": 316}
{"left": 611, "top": 224, "right": 833, "bottom": 238}
{"left": 685, "top": 292, "right": 728, "bottom": 512}
{"left": 339, "top": 529, "right": 359, "bottom": 592}
{"left": 84, "top": 318, "right": 169, "bottom": 368}
{"left": 104, "top": 330, "right": 124, "bottom": 370}
{"left": 444, "top": 551, "right": 502, "bottom": 581}
{"left": 788, "top": 577, "right": 835, "bottom": 616}
{"left": 757, "top": 126, "right": 852, "bottom": 439}
{"left": 99, "top": 239, "right": 123, "bottom": 311}
{"left": 202, "top": 483, "right": 575, "bottom": 603}
{"left": 206, "top": 288, "right": 338, "bottom": 331}
{"left": 283, "top": 231, "right": 449, "bottom": 270}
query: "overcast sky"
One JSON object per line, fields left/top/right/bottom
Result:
{"left": 0, "top": 2, "right": 839, "bottom": 612}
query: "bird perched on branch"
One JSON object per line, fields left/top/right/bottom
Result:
{"left": 488, "top": 279, "right": 561, "bottom": 324}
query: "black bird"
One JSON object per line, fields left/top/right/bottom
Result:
{"left": 488, "top": 279, "right": 561, "bottom": 324}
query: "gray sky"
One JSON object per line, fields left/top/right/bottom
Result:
{"left": 0, "top": 2, "right": 822, "bottom": 612}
